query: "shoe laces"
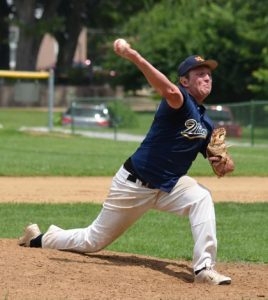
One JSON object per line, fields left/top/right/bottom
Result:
{"left": 205, "top": 265, "right": 219, "bottom": 275}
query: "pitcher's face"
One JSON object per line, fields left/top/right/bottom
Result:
{"left": 183, "top": 66, "right": 212, "bottom": 103}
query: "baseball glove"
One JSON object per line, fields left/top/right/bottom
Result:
{"left": 206, "top": 127, "right": 234, "bottom": 177}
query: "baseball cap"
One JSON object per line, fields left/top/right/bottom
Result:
{"left": 178, "top": 55, "right": 218, "bottom": 76}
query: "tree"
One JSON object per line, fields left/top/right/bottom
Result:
{"left": 196, "top": 0, "right": 268, "bottom": 102}
{"left": 0, "top": 0, "right": 160, "bottom": 81}
{"left": 104, "top": 0, "right": 268, "bottom": 102}
{"left": 8, "top": 0, "right": 95, "bottom": 73}
{"left": 84, "top": 0, "right": 162, "bottom": 83}
{"left": 105, "top": 0, "right": 209, "bottom": 92}
{"left": 52, "top": 0, "right": 156, "bottom": 82}
{"left": 0, "top": 0, "right": 11, "bottom": 69}
{"left": 245, "top": 1, "right": 268, "bottom": 98}
{"left": 54, "top": 0, "right": 99, "bottom": 80}
{"left": 12, "top": 0, "right": 62, "bottom": 70}
{"left": 7, "top": 0, "right": 141, "bottom": 78}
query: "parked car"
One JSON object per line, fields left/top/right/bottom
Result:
{"left": 206, "top": 105, "right": 242, "bottom": 137}
{"left": 61, "top": 103, "right": 111, "bottom": 128}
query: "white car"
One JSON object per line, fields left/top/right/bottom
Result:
{"left": 61, "top": 104, "right": 111, "bottom": 128}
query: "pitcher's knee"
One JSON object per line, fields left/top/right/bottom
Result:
{"left": 202, "top": 188, "right": 213, "bottom": 204}
{"left": 194, "top": 184, "right": 213, "bottom": 207}
{"left": 82, "top": 238, "right": 110, "bottom": 253}
{"left": 81, "top": 228, "right": 114, "bottom": 253}
{"left": 189, "top": 190, "right": 215, "bottom": 225}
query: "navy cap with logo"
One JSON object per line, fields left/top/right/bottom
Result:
{"left": 178, "top": 55, "right": 218, "bottom": 76}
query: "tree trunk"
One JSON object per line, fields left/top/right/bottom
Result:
{"left": 14, "top": 0, "right": 61, "bottom": 71}
{"left": 0, "top": 0, "right": 10, "bottom": 69}
{"left": 14, "top": 0, "right": 39, "bottom": 70}
{"left": 55, "top": 1, "right": 87, "bottom": 76}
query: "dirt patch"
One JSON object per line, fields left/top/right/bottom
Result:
{"left": 2, "top": 176, "right": 268, "bottom": 204}
{"left": 1, "top": 177, "right": 268, "bottom": 299}
{"left": 1, "top": 240, "right": 267, "bottom": 300}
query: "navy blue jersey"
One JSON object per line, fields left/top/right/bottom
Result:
{"left": 131, "top": 86, "right": 214, "bottom": 193}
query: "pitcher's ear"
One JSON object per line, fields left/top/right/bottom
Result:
{"left": 179, "top": 77, "right": 189, "bottom": 87}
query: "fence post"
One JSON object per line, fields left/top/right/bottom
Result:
{"left": 250, "top": 100, "right": 255, "bottom": 146}
{"left": 71, "top": 101, "right": 75, "bottom": 135}
{"left": 48, "top": 69, "right": 54, "bottom": 131}
{"left": 113, "top": 98, "right": 118, "bottom": 141}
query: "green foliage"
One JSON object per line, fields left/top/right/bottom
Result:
{"left": 12, "top": 16, "right": 65, "bottom": 37}
{"left": 53, "top": 111, "right": 63, "bottom": 126}
{"left": 64, "top": 65, "right": 92, "bottom": 85}
{"left": 87, "top": 0, "right": 161, "bottom": 68}
{"left": 118, "top": 111, "right": 155, "bottom": 135}
{"left": 105, "top": 0, "right": 268, "bottom": 102}
{"left": 196, "top": 0, "right": 268, "bottom": 102}
{"left": 1, "top": 202, "right": 267, "bottom": 263}
{"left": 108, "top": 101, "right": 138, "bottom": 128}
{"left": 248, "top": 68, "right": 268, "bottom": 97}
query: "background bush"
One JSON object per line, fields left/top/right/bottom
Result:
{"left": 108, "top": 101, "right": 139, "bottom": 128}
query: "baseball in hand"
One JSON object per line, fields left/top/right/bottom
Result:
{"left": 114, "top": 38, "right": 129, "bottom": 54}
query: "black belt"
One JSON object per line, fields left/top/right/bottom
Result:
{"left": 123, "top": 158, "right": 154, "bottom": 189}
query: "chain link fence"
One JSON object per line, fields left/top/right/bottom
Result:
{"left": 61, "top": 97, "right": 268, "bottom": 146}
{"left": 61, "top": 97, "right": 143, "bottom": 141}
{"left": 215, "top": 100, "right": 268, "bottom": 146}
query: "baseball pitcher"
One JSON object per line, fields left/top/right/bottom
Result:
{"left": 19, "top": 39, "right": 234, "bottom": 285}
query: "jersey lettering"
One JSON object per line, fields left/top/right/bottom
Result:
{"left": 181, "top": 119, "right": 208, "bottom": 139}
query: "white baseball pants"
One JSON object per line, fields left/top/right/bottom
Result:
{"left": 42, "top": 165, "right": 217, "bottom": 272}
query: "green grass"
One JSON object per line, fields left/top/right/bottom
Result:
{"left": 1, "top": 202, "right": 267, "bottom": 263}
{"left": 0, "top": 108, "right": 48, "bottom": 129}
{"left": 0, "top": 129, "right": 138, "bottom": 176}
{"left": 215, "top": 203, "right": 268, "bottom": 263}
{"left": 0, "top": 129, "right": 267, "bottom": 176}
{"left": 190, "top": 146, "right": 268, "bottom": 176}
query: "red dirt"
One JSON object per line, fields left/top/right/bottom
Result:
{"left": 1, "top": 177, "right": 267, "bottom": 299}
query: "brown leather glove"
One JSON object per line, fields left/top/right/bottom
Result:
{"left": 206, "top": 128, "right": 234, "bottom": 177}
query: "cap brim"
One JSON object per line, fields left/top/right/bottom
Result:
{"left": 196, "top": 59, "right": 218, "bottom": 71}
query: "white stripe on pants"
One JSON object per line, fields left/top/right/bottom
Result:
{"left": 42, "top": 165, "right": 217, "bottom": 271}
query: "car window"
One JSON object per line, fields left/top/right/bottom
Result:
{"left": 66, "top": 107, "right": 109, "bottom": 117}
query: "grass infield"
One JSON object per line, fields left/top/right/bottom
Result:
{"left": 0, "top": 129, "right": 267, "bottom": 176}
{"left": 0, "top": 202, "right": 267, "bottom": 264}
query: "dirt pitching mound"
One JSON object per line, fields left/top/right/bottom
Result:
{"left": 1, "top": 239, "right": 267, "bottom": 300}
